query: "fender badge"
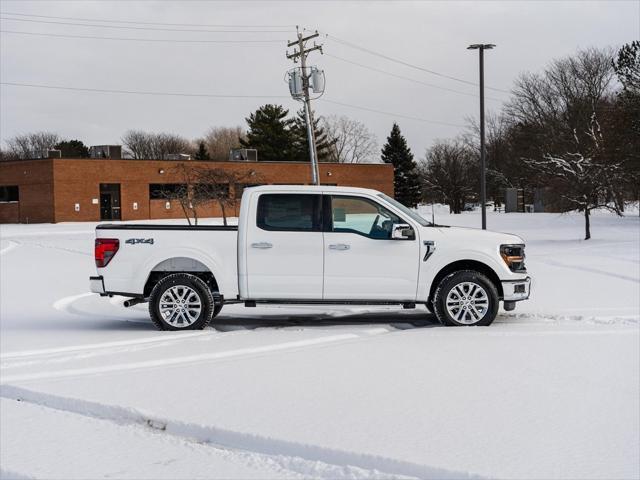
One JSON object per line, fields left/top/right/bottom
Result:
{"left": 125, "top": 238, "right": 154, "bottom": 245}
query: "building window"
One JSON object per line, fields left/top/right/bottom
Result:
{"left": 200, "top": 183, "right": 230, "bottom": 199}
{"left": 257, "top": 194, "right": 322, "bottom": 232}
{"left": 149, "top": 184, "right": 186, "bottom": 199}
{"left": 0, "top": 186, "right": 19, "bottom": 203}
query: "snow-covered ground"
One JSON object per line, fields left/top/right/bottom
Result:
{"left": 1, "top": 208, "right": 638, "bottom": 480}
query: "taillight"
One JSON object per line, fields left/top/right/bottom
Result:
{"left": 95, "top": 238, "right": 119, "bottom": 268}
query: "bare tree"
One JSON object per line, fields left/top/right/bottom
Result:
{"left": 155, "top": 133, "right": 193, "bottom": 159}
{"left": 0, "top": 149, "right": 20, "bottom": 162}
{"left": 195, "top": 168, "right": 262, "bottom": 225}
{"left": 323, "top": 115, "right": 378, "bottom": 163}
{"left": 523, "top": 115, "right": 624, "bottom": 240}
{"left": 462, "top": 113, "right": 516, "bottom": 208}
{"left": 160, "top": 164, "right": 261, "bottom": 225}
{"left": 121, "top": 130, "right": 153, "bottom": 159}
{"left": 6, "top": 132, "right": 60, "bottom": 159}
{"left": 122, "top": 130, "right": 193, "bottom": 159}
{"left": 505, "top": 47, "right": 616, "bottom": 154}
{"left": 203, "top": 127, "right": 245, "bottom": 161}
{"left": 504, "top": 47, "right": 625, "bottom": 238}
{"left": 420, "top": 140, "right": 477, "bottom": 214}
{"left": 156, "top": 164, "right": 209, "bottom": 225}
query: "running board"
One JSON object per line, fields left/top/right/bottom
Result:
{"left": 243, "top": 299, "right": 423, "bottom": 307}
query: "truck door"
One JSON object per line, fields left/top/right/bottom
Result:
{"left": 323, "top": 195, "right": 420, "bottom": 301}
{"left": 245, "top": 193, "right": 323, "bottom": 299}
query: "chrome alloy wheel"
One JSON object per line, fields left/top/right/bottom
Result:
{"left": 445, "top": 281, "right": 489, "bottom": 325}
{"left": 159, "top": 285, "right": 202, "bottom": 327}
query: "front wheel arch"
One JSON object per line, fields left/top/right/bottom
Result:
{"left": 428, "top": 260, "right": 502, "bottom": 305}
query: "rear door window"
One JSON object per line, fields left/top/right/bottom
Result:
{"left": 257, "top": 194, "right": 322, "bottom": 232}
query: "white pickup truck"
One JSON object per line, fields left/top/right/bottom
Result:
{"left": 90, "top": 185, "right": 530, "bottom": 330}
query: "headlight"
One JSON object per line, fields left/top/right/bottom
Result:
{"left": 500, "top": 244, "right": 526, "bottom": 272}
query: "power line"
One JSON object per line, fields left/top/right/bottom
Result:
{"left": 0, "top": 16, "right": 290, "bottom": 33}
{"left": 320, "top": 32, "right": 511, "bottom": 94}
{"left": 1, "top": 81, "right": 465, "bottom": 127}
{"left": 0, "top": 11, "right": 295, "bottom": 28}
{"left": 320, "top": 99, "right": 465, "bottom": 127}
{"left": 0, "top": 82, "right": 290, "bottom": 99}
{"left": 325, "top": 53, "right": 504, "bottom": 102}
{"left": 0, "top": 29, "right": 285, "bottom": 44}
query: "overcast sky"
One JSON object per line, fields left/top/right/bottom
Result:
{"left": 1, "top": 0, "right": 638, "bottom": 160}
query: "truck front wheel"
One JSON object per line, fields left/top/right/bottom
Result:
{"left": 433, "top": 270, "right": 499, "bottom": 326}
{"left": 149, "top": 273, "right": 215, "bottom": 331}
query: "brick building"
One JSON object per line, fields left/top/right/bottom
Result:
{"left": 0, "top": 159, "right": 394, "bottom": 223}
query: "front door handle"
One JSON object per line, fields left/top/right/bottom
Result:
{"left": 251, "top": 242, "right": 273, "bottom": 249}
{"left": 328, "top": 243, "right": 350, "bottom": 251}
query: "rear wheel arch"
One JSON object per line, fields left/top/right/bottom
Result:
{"left": 143, "top": 257, "right": 220, "bottom": 298}
{"left": 428, "top": 259, "right": 503, "bottom": 304}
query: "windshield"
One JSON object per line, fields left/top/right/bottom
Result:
{"left": 377, "top": 193, "right": 431, "bottom": 227}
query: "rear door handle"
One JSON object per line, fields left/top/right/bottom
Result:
{"left": 251, "top": 242, "right": 273, "bottom": 249}
{"left": 328, "top": 243, "right": 350, "bottom": 251}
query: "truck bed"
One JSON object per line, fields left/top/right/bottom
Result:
{"left": 94, "top": 223, "right": 239, "bottom": 298}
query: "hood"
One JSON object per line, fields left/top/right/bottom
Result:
{"left": 433, "top": 225, "right": 524, "bottom": 245}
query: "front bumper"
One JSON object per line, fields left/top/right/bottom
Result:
{"left": 501, "top": 276, "right": 531, "bottom": 302}
{"left": 89, "top": 276, "right": 106, "bottom": 295}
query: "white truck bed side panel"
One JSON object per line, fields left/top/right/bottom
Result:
{"left": 96, "top": 229, "right": 238, "bottom": 298}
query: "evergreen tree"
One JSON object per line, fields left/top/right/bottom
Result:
{"left": 240, "top": 104, "right": 295, "bottom": 162}
{"left": 613, "top": 40, "right": 640, "bottom": 93}
{"left": 54, "top": 139, "right": 89, "bottom": 158}
{"left": 381, "top": 123, "right": 421, "bottom": 207}
{"left": 290, "top": 109, "right": 335, "bottom": 162}
{"left": 194, "top": 141, "right": 210, "bottom": 160}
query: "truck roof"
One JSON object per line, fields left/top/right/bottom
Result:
{"left": 247, "top": 184, "right": 383, "bottom": 196}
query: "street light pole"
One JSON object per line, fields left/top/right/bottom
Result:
{"left": 467, "top": 43, "right": 495, "bottom": 230}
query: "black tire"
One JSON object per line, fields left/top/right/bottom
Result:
{"left": 149, "top": 273, "right": 215, "bottom": 331}
{"left": 433, "top": 270, "right": 499, "bottom": 326}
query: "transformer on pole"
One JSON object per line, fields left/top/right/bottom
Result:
{"left": 286, "top": 27, "right": 325, "bottom": 185}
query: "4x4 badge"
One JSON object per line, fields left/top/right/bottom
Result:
{"left": 125, "top": 238, "right": 154, "bottom": 245}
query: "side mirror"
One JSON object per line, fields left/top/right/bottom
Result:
{"left": 392, "top": 223, "right": 415, "bottom": 240}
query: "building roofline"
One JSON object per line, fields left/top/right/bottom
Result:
{"left": 0, "top": 158, "right": 389, "bottom": 167}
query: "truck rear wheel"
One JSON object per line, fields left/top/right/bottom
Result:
{"left": 433, "top": 270, "right": 499, "bottom": 326}
{"left": 149, "top": 273, "right": 215, "bottom": 331}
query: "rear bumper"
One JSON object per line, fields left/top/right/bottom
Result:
{"left": 89, "top": 276, "right": 106, "bottom": 295}
{"left": 502, "top": 276, "right": 531, "bottom": 302}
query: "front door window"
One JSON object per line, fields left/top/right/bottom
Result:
{"left": 330, "top": 196, "right": 404, "bottom": 239}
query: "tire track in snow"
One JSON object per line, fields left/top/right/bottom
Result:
{"left": 0, "top": 332, "right": 385, "bottom": 383}
{"left": 495, "top": 312, "right": 640, "bottom": 326}
{"left": 0, "top": 385, "right": 479, "bottom": 480}
{"left": 533, "top": 258, "right": 640, "bottom": 283}
{"left": 52, "top": 291, "right": 149, "bottom": 323}
{"left": 0, "top": 468, "right": 34, "bottom": 479}
{"left": 0, "top": 331, "right": 210, "bottom": 360}
{"left": 0, "top": 240, "right": 20, "bottom": 256}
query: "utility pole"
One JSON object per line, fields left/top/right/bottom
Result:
{"left": 287, "top": 27, "right": 323, "bottom": 185}
{"left": 467, "top": 43, "right": 495, "bottom": 230}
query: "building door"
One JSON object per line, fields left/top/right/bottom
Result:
{"left": 100, "top": 184, "right": 121, "bottom": 220}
